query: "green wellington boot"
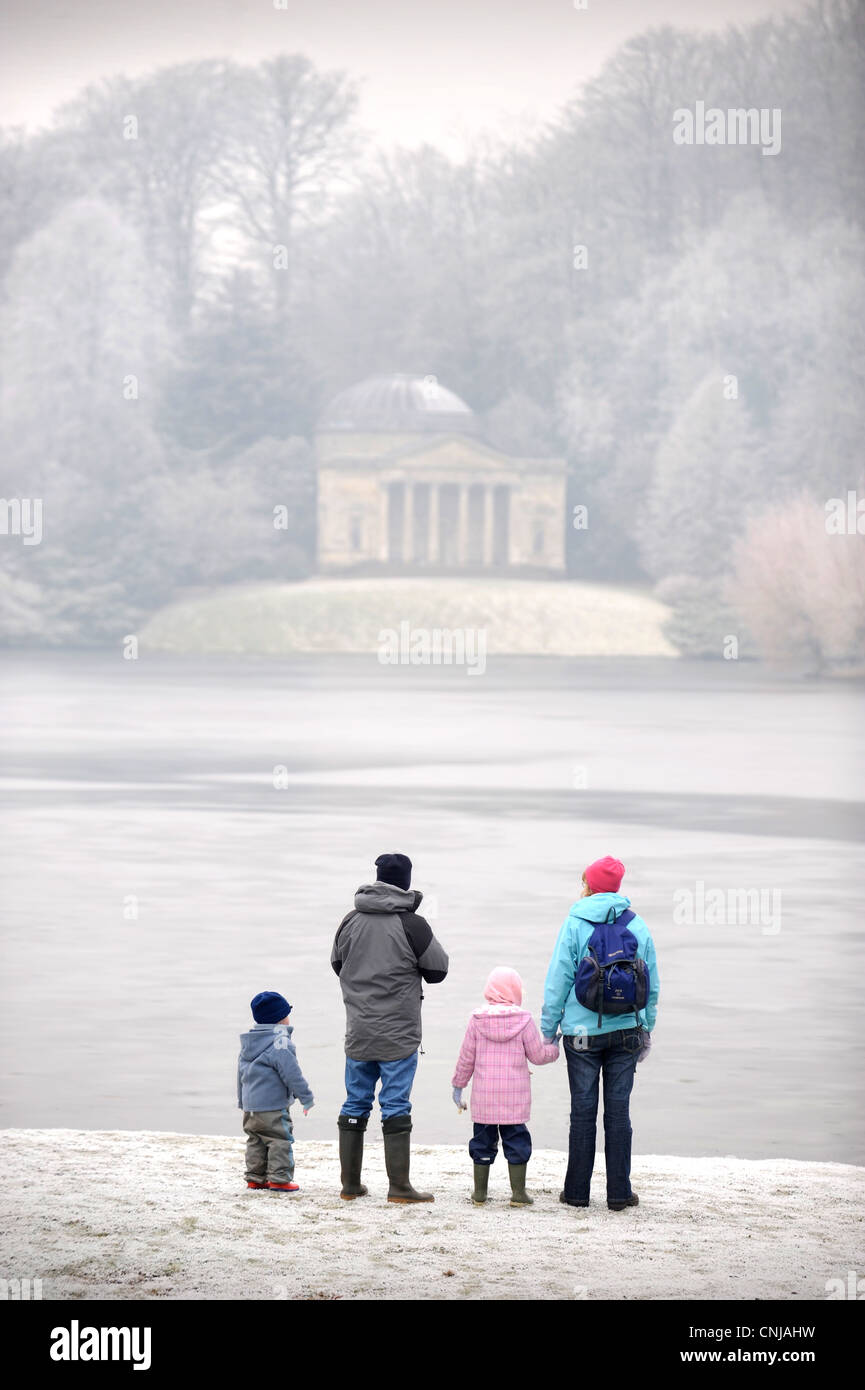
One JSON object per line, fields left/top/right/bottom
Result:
{"left": 382, "top": 1114, "right": 434, "bottom": 1203}
{"left": 337, "top": 1114, "right": 369, "bottom": 1200}
{"left": 472, "top": 1164, "right": 490, "bottom": 1205}
{"left": 508, "top": 1163, "right": 534, "bottom": 1207}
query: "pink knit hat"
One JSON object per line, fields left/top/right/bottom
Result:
{"left": 483, "top": 967, "right": 524, "bottom": 1006}
{"left": 584, "top": 855, "right": 625, "bottom": 894}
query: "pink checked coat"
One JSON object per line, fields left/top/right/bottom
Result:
{"left": 451, "top": 1005, "right": 559, "bottom": 1124}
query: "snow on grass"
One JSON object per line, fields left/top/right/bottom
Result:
{"left": 1, "top": 1130, "right": 861, "bottom": 1301}
{"left": 140, "top": 578, "right": 676, "bottom": 657}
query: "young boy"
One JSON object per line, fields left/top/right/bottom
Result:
{"left": 237, "top": 991, "right": 315, "bottom": 1193}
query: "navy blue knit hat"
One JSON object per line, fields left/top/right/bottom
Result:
{"left": 375, "top": 852, "right": 412, "bottom": 891}
{"left": 251, "top": 991, "right": 291, "bottom": 1024}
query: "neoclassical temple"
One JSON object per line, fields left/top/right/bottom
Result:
{"left": 316, "top": 374, "right": 566, "bottom": 573}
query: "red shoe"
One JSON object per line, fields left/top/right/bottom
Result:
{"left": 266, "top": 1182, "right": 300, "bottom": 1193}
{"left": 247, "top": 1180, "right": 267, "bottom": 1190}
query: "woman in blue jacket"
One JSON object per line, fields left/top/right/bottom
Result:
{"left": 541, "top": 855, "right": 659, "bottom": 1210}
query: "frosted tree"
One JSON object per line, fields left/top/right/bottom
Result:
{"left": 213, "top": 55, "right": 358, "bottom": 325}
{"left": 482, "top": 391, "right": 556, "bottom": 457}
{"left": 0, "top": 126, "right": 84, "bottom": 285}
{"left": 728, "top": 492, "right": 865, "bottom": 672}
{"left": 159, "top": 268, "right": 321, "bottom": 450}
{"left": 137, "top": 435, "right": 315, "bottom": 593}
{"left": 0, "top": 197, "right": 168, "bottom": 641}
{"left": 56, "top": 62, "right": 236, "bottom": 324}
{"left": 764, "top": 222, "right": 865, "bottom": 498}
{"left": 640, "top": 373, "right": 764, "bottom": 584}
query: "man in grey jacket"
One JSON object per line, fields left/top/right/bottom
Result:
{"left": 331, "top": 852, "right": 449, "bottom": 1204}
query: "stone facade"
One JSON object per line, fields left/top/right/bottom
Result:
{"left": 316, "top": 414, "right": 566, "bottom": 574}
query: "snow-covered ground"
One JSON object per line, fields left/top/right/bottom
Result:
{"left": 139, "top": 577, "right": 677, "bottom": 656}
{"left": 1, "top": 1129, "right": 862, "bottom": 1301}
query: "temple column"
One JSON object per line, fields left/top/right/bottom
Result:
{"left": 428, "top": 485, "right": 440, "bottom": 563}
{"left": 402, "top": 481, "right": 414, "bottom": 565}
{"left": 457, "top": 484, "right": 470, "bottom": 568}
{"left": 482, "top": 486, "right": 495, "bottom": 567}
{"left": 379, "top": 483, "right": 390, "bottom": 562}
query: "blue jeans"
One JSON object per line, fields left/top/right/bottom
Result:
{"left": 340, "top": 1052, "right": 419, "bottom": 1120}
{"left": 563, "top": 1027, "right": 641, "bottom": 1203}
{"left": 469, "top": 1123, "right": 532, "bottom": 1166}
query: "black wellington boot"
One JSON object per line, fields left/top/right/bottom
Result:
{"left": 337, "top": 1114, "right": 369, "bottom": 1200}
{"left": 382, "top": 1114, "right": 434, "bottom": 1203}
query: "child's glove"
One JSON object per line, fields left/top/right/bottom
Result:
{"left": 635, "top": 1028, "right": 652, "bottom": 1065}
{"left": 303, "top": 1101, "right": 314, "bottom": 1115}
{"left": 452, "top": 1087, "right": 467, "bottom": 1112}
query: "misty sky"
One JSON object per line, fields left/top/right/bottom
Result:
{"left": 1, "top": 0, "right": 807, "bottom": 154}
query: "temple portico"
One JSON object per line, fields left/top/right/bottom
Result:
{"left": 315, "top": 374, "right": 566, "bottom": 574}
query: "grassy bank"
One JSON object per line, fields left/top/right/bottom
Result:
{"left": 140, "top": 578, "right": 676, "bottom": 657}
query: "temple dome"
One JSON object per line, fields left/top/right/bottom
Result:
{"left": 318, "top": 373, "right": 480, "bottom": 435}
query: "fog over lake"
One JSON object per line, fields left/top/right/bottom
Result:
{"left": 1, "top": 652, "right": 862, "bottom": 1163}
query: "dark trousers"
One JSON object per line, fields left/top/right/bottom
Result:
{"left": 243, "top": 1108, "right": 295, "bottom": 1184}
{"left": 563, "top": 1027, "right": 641, "bottom": 1203}
{"left": 469, "top": 1123, "right": 532, "bottom": 1166}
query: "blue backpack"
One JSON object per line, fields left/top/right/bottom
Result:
{"left": 574, "top": 908, "right": 650, "bottom": 1028}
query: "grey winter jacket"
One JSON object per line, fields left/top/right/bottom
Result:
{"left": 237, "top": 1023, "right": 314, "bottom": 1112}
{"left": 331, "top": 882, "right": 449, "bottom": 1062}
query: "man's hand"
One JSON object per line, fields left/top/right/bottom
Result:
{"left": 452, "top": 1087, "right": 467, "bottom": 1112}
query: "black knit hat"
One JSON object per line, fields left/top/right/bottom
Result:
{"left": 375, "top": 852, "right": 412, "bottom": 891}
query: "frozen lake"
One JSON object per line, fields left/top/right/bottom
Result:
{"left": 1, "top": 652, "right": 863, "bottom": 1163}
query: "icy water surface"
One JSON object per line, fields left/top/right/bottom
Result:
{"left": 1, "top": 652, "right": 863, "bottom": 1162}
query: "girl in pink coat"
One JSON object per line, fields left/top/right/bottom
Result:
{"left": 451, "top": 967, "right": 559, "bottom": 1207}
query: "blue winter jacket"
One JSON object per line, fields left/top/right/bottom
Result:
{"left": 237, "top": 1023, "right": 314, "bottom": 1112}
{"left": 540, "top": 892, "right": 659, "bottom": 1041}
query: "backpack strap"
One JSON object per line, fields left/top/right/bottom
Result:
{"left": 619, "top": 910, "right": 642, "bottom": 1024}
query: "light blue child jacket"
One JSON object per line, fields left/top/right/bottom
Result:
{"left": 237, "top": 1023, "right": 314, "bottom": 1112}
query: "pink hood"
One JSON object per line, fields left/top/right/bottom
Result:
{"left": 472, "top": 1006, "right": 534, "bottom": 1042}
